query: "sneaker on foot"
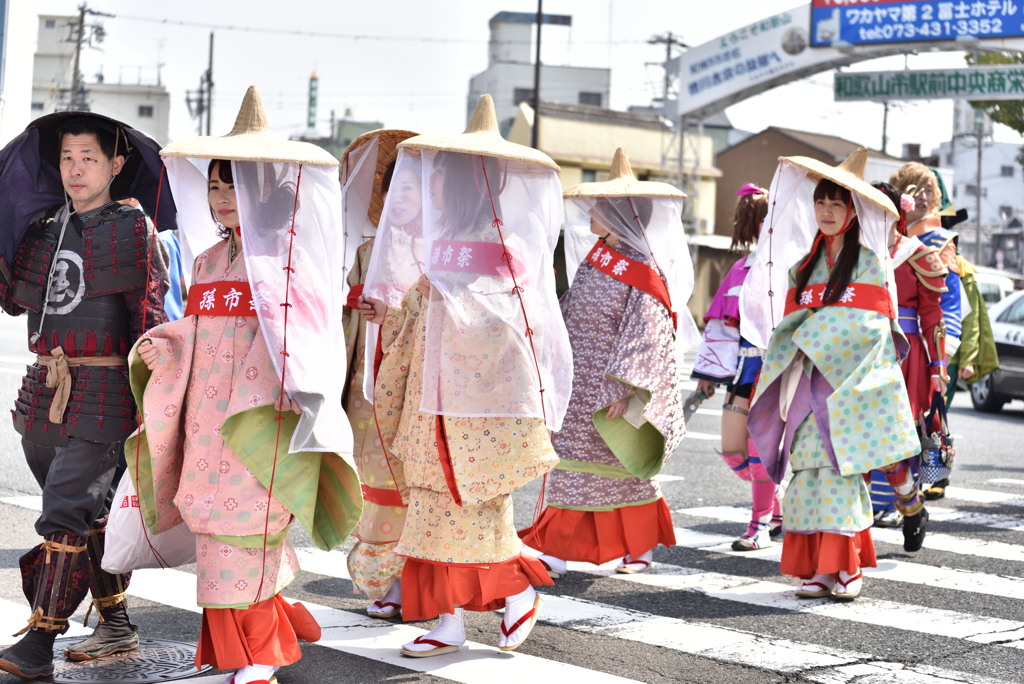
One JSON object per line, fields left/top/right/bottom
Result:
{"left": 874, "top": 508, "right": 904, "bottom": 528}
{"left": 732, "top": 525, "right": 773, "bottom": 551}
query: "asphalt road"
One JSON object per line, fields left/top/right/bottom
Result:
{"left": 0, "top": 310, "right": 1023, "bottom": 684}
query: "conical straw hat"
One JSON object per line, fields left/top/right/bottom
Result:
{"left": 398, "top": 94, "right": 558, "bottom": 170}
{"left": 781, "top": 147, "right": 896, "bottom": 216}
{"left": 161, "top": 86, "right": 339, "bottom": 166}
{"left": 562, "top": 147, "right": 686, "bottom": 198}
{"left": 341, "top": 128, "right": 419, "bottom": 227}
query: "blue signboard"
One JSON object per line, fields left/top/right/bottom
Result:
{"left": 811, "top": 0, "right": 1024, "bottom": 47}
{"left": 0, "top": 0, "right": 7, "bottom": 93}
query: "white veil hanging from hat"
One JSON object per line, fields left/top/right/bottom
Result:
{"left": 340, "top": 132, "right": 380, "bottom": 272}
{"left": 366, "top": 148, "right": 572, "bottom": 430}
{"left": 232, "top": 160, "right": 354, "bottom": 459}
{"left": 739, "top": 158, "right": 902, "bottom": 352}
{"left": 563, "top": 195, "right": 701, "bottom": 367}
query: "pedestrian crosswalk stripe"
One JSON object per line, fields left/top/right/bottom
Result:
{"left": 290, "top": 548, "right": 1019, "bottom": 682}
{"left": 0, "top": 496, "right": 42, "bottom": 511}
{"left": 573, "top": 561, "right": 1024, "bottom": 645}
{"left": 0, "top": 597, "right": 91, "bottom": 645}
{"left": 988, "top": 479, "right": 1024, "bottom": 487}
{"left": 678, "top": 505, "right": 1024, "bottom": 563}
{"left": 126, "top": 568, "right": 641, "bottom": 683}
{"left": 943, "top": 486, "right": 1024, "bottom": 507}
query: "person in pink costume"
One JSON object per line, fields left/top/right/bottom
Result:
{"left": 692, "top": 183, "right": 781, "bottom": 551}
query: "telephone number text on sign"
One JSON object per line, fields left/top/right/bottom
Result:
{"left": 811, "top": 1, "right": 1023, "bottom": 46}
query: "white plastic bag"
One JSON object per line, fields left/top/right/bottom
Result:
{"left": 101, "top": 473, "right": 197, "bottom": 574}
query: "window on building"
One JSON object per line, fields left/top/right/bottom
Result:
{"left": 965, "top": 185, "right": 976, "bottom": 196}
{"left": 952, "top": 185, "right": 957, "bottom": 198}
{"left": 138, "top": 105, "right": 154, "bottom": 118}
{"left": 1002, "top": 165, "right": 1015, "bottom": 177}
{"left": 1000, "top": 205, "right": 1014, "bottom": 220}
{"left": 31, "top": 103, "right": 44, "bottom": 111}
{"left": 579, "top": 92, "right": 602, "bottom": 107}
{"left": 946, "top": 154, "right": 954, "bottom": 166}
{"left": 45, "top": 19, "right": 56, "bottom": 29}
{"left": 513, "top": 88, "right": 534, "bottom": 106}
{"left": 581, "top": 169, "right": 596, "bottom": 183}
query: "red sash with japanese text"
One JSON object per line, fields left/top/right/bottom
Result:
{"left": 184, "top": 281, "right": 258, "bottom": 317}
{"left": 783, "top": 283, "right": 895, "bottom": 319}
{"left": 586, "top": 241, "right": 677, "bottom": 330}
{"left": 428, "top": 240, "right": 526, "bottom": 278}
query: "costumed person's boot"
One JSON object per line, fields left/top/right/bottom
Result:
{"left": 795, "top": 573, "right": 836, "bottom": 598}
{"left": 734, "top": 477, "right": 777, "bottom": 551}
{"left": 0, "top": 531, "right": 91, "bottom": 679}
{"left": 64, "top": 516, "right": 138, "bottom": 661}
{"left": 883, "top": 462, "right": 928, "bottom": 552}
{"left": 498, "top": 586, "right": 543, "bottom": 651}
{"left": 367, "top": 578, "right": 402, "bottom": 619}
{"left": 400, "top": 608, "right": 465, "bottom": 658}
{"left": 924, "top": 477, "right": 948, "bottom": 501}
{"left": 615, "top": 549, "right": 653, "bottom": 574}
{"left": 536, "top": 554, "right": 566, "bottom": 580}
{"left": 769, "top": 488, "right": 783, "bottom": 538}
{"left": 834, "top": 570, "right": 863, "bottom": 601}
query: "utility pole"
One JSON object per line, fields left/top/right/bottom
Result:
{"left": 881, "top": 101, "right": 889, "bottom": 155}
{"left": 206, "top": 32, "right": 214, "bottom": 136}
{"left": 975, "top": 106, "right": 984, "bottom": 266}
{"left": 648, "top": 32, "right": 688, "bottom": 104}
{"left": 530, "top": 0, "right": 543, "bottom": 150}
{"left": 66, "top": 3, "right": 112, "bottom": 111}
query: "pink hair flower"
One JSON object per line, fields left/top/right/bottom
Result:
{"left": 900, "top": 194, "right": 915, "bottom": 212}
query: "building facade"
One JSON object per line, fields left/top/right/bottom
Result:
{"left": 467, "top": 11, "right": 610, "bottom": 134}
{"left": 31, "top": 15, "right": 170, "bottom": 145}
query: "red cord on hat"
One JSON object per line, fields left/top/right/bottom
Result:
{"left": 800, "top": 201, "right": 853, "bottom": 272}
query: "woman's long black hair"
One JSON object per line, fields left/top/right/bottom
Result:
{"left": 794, "top": 179, "right": 862, "bottom": 306}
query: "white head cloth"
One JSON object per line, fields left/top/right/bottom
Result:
{"left": 364, "top": 149, "right": 572, "bottom": 431}
{"left": 739, "top": 158, "right": 901, "bottom": 350}
{"left": 563, "top": 195, "right": 701, "bottom": 367}
{"left": 161, "top": 156, "right": 354, "bottom": 462}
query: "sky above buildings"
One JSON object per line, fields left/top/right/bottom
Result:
{"left": 35, "top": 0, "right": 1024, "bottom": 155}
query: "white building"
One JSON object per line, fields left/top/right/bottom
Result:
{"left": 0, "top": 1, "right": 37, "bottom": 147}
{"left": 31, "top": 15, "right": 170, "bottom": 145}
{"left": 467, "top": 11, "right": 610, "bottom": 134}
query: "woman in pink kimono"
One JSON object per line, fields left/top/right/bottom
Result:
{"left": 128, "top": 88, "right": 362, "bottom": 684}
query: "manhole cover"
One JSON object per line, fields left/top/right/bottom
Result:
{"left": 49, "top": 638, "right": 211, "bottom": 683}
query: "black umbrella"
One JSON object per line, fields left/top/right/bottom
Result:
{"left": 0, "top": 110, "right": 178, "bottom": 271}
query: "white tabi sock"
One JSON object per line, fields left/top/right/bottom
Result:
{"left": 499, "top": 585, "right": 541, "bottom": 649}
{"left": 537, "top": 554, "right": 567, "bottom": 576}
{"left": 401, "top": 608, "right": 466, "bottom": 653}
{"left": 367, "top": 578, "right": 402, "bottom": 614}
{"left": 226, "top": 663, "right": 279, "bottom": 684}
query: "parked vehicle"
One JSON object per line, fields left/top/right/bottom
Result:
{"left": 971, "top": 288, "right": 1024, "bottom": 412}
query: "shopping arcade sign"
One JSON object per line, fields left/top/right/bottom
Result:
{"left": 811, "top": 0, "right": 1024, "bottom": 48}
{"left": 835, "top": 65, "right": 1024, "bottom": 100}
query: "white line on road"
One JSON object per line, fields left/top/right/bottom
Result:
{"left": 943, "top": 486, "right": 1024, "bottom": 507}
{"left": 0, "top": 597, "right": 91, "bottom": 646}
{"left": 654, "top": 473, "right": 684, "bottom": 483}
{"left": 0, "top": 496, "right": 42, "bottom": 511}
{"left": 988, "top": 479, "right": 1024, "bottom": 487}
{"left": 678, "top": 505, "right": 1024, "bottom": 564}
{"left": 126, "top": 568, "right": 640, "bottom": 684}
{"left": 683, "top": 431, "right": 719, "bottom": 441}
{"left": 572, "top": 561, "right": 1024, "bottom": 644}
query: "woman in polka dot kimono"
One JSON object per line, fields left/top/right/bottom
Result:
{"left": 746, "top": 152, "right": 919, "bottom": 601}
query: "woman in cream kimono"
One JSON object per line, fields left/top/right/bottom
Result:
{"left": 340, "top": 129, "right": 418, "bottom": 619}
{"left": 360, "top": 95, "right": 572, "bottom": 658}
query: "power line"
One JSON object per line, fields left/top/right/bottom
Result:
{"left": 115, "top": 14, "right": 649, "bottom": 45}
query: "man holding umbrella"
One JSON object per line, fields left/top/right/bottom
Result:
{"left": 0, "top": 112, "right": 172, "bottom": 679}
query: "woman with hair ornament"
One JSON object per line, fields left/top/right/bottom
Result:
{"left": 745, "top": 148, "right": 920, "bottom": 601}
{"left": 691, "top": 182, "right": 782, "bottom": 552}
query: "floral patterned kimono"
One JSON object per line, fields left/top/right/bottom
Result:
{"left": 126, "top": 236, "right": 362, "bottom": 669}
{"left": 373, "top": 275, "right": 556, "bottom": 621}
{"left": 520, "top": 241, "right": 684, "bottom": 563}
{"left": 343, "top": 237, "right": 409, "bottom": 599}
{"left": 747, "top": 246, "right": 920, "bottom": 579}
